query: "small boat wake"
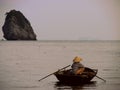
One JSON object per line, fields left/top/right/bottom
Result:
{"left": 54, "top": 81, "right": 97, "bottom": 90}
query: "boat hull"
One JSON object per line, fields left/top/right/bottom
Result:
{"left": 54, "top": 67, "right": 98, "bottom": 84}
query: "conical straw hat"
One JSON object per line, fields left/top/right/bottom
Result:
{"left": 73, "top": 56, "right": 82, "bottom": 62}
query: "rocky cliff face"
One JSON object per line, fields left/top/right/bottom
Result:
{"left": 2, "top": 10, "right": 37, "bottom": 40}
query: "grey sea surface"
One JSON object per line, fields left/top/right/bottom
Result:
{"left": 0, "top": 40, "right": 120, "bottom": 90}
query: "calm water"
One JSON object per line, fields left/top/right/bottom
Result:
{"left": 0, "top": 40, "right": 120, "bottom": 90}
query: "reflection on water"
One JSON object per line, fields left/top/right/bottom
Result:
{"left": 54, "top": 81, "right": 97, "bottom": 90}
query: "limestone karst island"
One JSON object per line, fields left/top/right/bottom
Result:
{"left": 2, "top": 10, "right": 37, "bottom": 40}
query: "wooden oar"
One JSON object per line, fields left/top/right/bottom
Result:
{"left": 96, "top": 75, "right": 106, "bottom": 82}
{"left": 91, "top": 68, "right": 106, "bottom": 82}
{"left": 38, "top": 65, "right": 71, "bottom": 82}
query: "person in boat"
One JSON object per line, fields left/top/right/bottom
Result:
{"left": 71, "top": 56, "right": 85, "bottom": 75}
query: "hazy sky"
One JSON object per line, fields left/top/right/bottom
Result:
{"left": 0, "top": 0, "right": 120, "bottom": 40}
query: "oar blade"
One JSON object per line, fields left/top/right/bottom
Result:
{"left": 96, "top": 75, "right": 106, "bottom": 82}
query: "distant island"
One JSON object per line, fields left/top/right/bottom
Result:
{"left": 2, "top": 10, "right": 37, "bottom": 40}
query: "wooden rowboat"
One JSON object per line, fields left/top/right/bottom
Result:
{"left": 54, "top": 67, "right": 98, "bottom": 84}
